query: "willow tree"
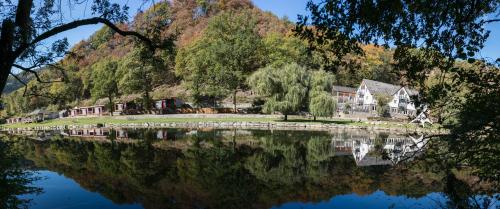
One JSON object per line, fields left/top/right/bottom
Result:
{"left": 248, "top": 63, "right": 309, "bottom": 121}
{"left": 0, "top": 0, "right": 173, "bottom": 96}
{"left": 309, "top": 70, "right": 335, "bottom": 121}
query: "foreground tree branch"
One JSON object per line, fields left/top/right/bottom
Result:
{"left": 12, "top": 64, "right": 58, "bottom": 84}
{"left": 14, "top": 17, "right": 156, "bottom": 58}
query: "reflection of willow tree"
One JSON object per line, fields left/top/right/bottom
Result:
{"left": 306, "top": 137, "right": 336, "bottom": 180}
{"left": 177, "top": 144, "right": 262, "bottom": 209}
{"left": 0, "top": 140, "right": 41, "bottom": 209}
{"left": 246, "top": 134, "right": 336, "bottom": 183}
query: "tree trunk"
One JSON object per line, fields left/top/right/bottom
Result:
{"left": 284, "top": 114, "right": 288, "bottom": 121}
{"left": 233, "top": 90, "right": 237, "bottom": 113}
{"left": 0, "top": 60, "right": 11, "bottom": 97}
{"left": 108, "top": 95, "right": 114, "bottom": 116}
{"left": 0, "top": 20, "right": 15, "bottom": 98}
{"left": 314, "top": 116, "right": 316, "bottom": 121}
{"left": 144, "top": 91, "right": 151, "bottom": 114}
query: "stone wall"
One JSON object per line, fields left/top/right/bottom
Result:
{"left": 2, "top": 120, "right": 445, "bottom": 135}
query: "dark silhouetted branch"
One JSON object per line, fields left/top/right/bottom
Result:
{"left": 15, "top": 17, "right": 157, "bottom": 58}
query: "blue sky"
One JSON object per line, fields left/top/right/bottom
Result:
{"left": 54, "top": 0, "right": 499, "bottom": 60}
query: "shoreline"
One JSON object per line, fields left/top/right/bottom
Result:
{"left": 1, "top": 114, "right": 444, "bottom": 134}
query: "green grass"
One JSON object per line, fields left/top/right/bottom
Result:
{"left": 1, "top": 116, "right": 274, "bottom": 128}
{"left": 0, "top": 115, "right": 441, "bottom": 131}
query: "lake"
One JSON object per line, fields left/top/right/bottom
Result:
{"left": 1, "top": 128, "right": 498, "bottom": 209}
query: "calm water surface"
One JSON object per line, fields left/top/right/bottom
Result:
{"left": 2, "top": 128, "right": 498, "bottom": 209}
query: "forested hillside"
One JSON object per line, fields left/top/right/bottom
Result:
{"left": 2, "top": 74, "right": 33, "bottom": 94}
{"left": 1, "top": 0, "right": 396, "bottom": 116}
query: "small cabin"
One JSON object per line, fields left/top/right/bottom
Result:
{"left": 18, "top": 109, "right": 52, "bottom": 123}
{"left": 59, "top": 110, "right": 69, "bottom": 118}
{"left": 114, "top": 101, "right": 142, "bottom": 115}
{"left": 154, "top": 98, "right": 186, "bottom": 114}
{"left": 70, "top": 105, "right": 107, "bottom": 117}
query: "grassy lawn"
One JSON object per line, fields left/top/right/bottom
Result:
{"left": 0, "top": 115, "right": 441, "bottom": 130}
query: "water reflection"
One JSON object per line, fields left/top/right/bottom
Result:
{"left": 0, "top": 140, "right": 42, "bottom": 209}
{"left": 1, "top": 128, "right": 498, "bottom": 209}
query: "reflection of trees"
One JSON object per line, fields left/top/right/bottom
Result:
{"left": 0, "top": 140, "right": 41, "bottom": 209}
{"left": 6, "top": 129, "right": 497, "bottom": 209}
{"left": 442, "top": 173, "right": 499, "bottom": 209}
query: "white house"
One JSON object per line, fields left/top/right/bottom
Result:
{"left": 355, "top": 79, "right": 417, "bottom": 116}
{"left": 389, "top": 86, "right": 418, "bottom": 116}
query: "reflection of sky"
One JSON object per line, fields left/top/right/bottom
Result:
{"left": 19, "top": 171, "right": 142, "bottom": 209}
{"left": 270, "top": 190, "right": 447, "bottom": 209}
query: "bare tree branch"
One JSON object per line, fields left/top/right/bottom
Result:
{"left": 484, "top": 18, "right": 500, "bottom": 23}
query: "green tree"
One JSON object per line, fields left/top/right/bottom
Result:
{"left": 262, "top": 33, "right": 310, "bottom": 68}
{"left": 309, "top": 93, "right": 335, "bottom": 121}
{"left": 175, "top": 10, "right": 262, "bottom": 110}
{"left": 374, "top": 94, "right": 391, "bottom": 117}
{"left": 118, "top": 46, "right": 164, "bottom": 112}
{"left": 48, "top": 64, "right": 85, "bottom": 109}
{"left": 309, "top": 70, "right": 336, "bottom": 120}
{"left": 91, "top": 60, "right": 119, "bottom": 115}
{"left": 248, "top": 63, "right": 309, "bottom": 121}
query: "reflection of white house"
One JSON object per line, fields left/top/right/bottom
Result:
{"left": 331, "top": 134, "right": 425, "bottom": 166}
{"left": 355, "top": 79, "right": 418, "bottom": 116}
{"left": 351, "top": 138, "right": 392, "bottom": 166}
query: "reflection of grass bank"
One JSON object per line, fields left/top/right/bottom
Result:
{"left": 0, "top": 115, "right": 442, "bottom": 131}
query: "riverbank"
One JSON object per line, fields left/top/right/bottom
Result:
{"left": 0, "top": 114, "right": 445, "bottom": 134}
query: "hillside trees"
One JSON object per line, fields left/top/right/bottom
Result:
{"left": 175, "top": 10, "right": 262, "bottom": 110}
{"left": 262, "top": 33, "right": 310, "bottom": 68}
{"left": 91, "top": 60, "right": 119, "bottom": 115}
